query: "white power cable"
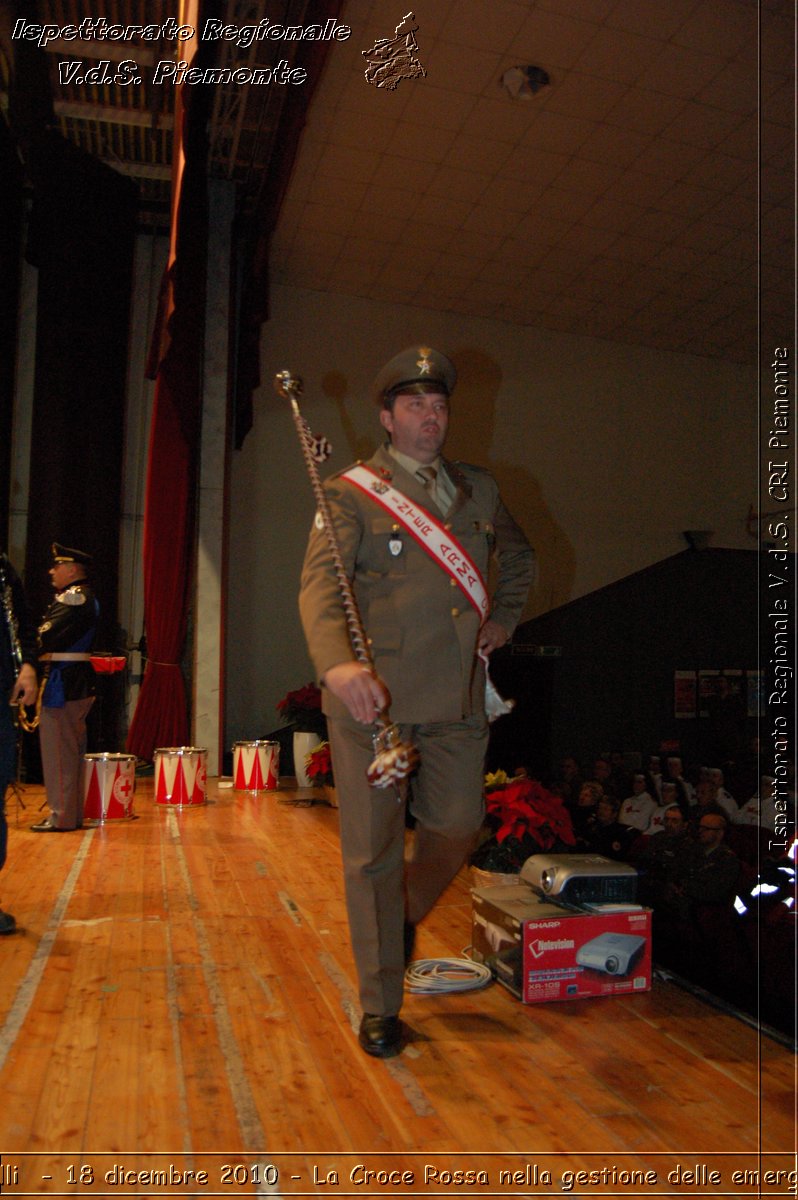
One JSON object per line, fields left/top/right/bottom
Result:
{"left": 404, "top": 954, "right": 493, "bottom": 994}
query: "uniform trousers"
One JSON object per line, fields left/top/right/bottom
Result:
{"left": 39, "top": 698, "right": 94, "bottom": 829}
{"left": 328, "top": 711, "right": 487, "bottom": 1016}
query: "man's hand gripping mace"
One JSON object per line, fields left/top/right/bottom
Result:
{"left": 275, "top": 370, "right": 419, "bottom": 789}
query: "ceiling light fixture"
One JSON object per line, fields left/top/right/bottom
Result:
{"left": 501, "top": 65, "right": 550, "bottom": 100}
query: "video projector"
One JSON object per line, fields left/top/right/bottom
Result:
{"left": 520, "top": 853, "right": 638, "bottom": 905}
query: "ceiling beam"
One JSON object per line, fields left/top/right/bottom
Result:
{"left": 102, "top": 159, "right": 173, "bottom": 180}
{"left": 44, "top": 40, "right": 157, "bottom": 66}
{"left": 53, "top": 100, "right": 174, "bottom": 129}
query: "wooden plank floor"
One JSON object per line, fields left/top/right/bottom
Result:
{"left": 0, "top": 778, "right": 794, "bottom": 1198}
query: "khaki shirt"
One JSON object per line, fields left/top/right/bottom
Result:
{"left": 299, "top": 443, "right": 535, "bottom": 724}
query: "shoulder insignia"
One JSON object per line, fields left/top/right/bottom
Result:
{"left": 451, "top": 459, "right": 490, "bottom": 477}
{"left": 56, "top": 586, "right": 87, "bottom": 606}
{"left": 446, "top": 461, "right": 474, "bottom": 497}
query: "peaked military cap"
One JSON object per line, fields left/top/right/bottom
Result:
{"left": 51, "top": 542, "right": 93, "bottom": 567}
{"left": 372, "top": 344, "right": 457, "bottom": 405}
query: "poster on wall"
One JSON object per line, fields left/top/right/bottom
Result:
{"left": 674, "top": 671, "right": 697, "bottom": 719}
{"left": 698, "top": 670, "right": 720, "bottom": 717}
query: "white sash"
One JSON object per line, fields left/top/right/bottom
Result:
{"left": 341, "top": 463, "right": 489, "bottom": 622}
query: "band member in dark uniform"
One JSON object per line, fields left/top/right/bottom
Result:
{"left": 0, "top": 552, "right": 38, "bottom": 931}
{"left": 31, "top": 544, "right": 98, "bottom": 833}
{"left": 299, "top": 345, "right": 535, "bottom": 1057}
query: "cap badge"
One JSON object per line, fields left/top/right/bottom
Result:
{"left": 416, "top": 346, "right": 433, "bottom": 375}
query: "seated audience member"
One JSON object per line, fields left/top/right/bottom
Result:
{"left": 572, "top": 780, "right": 604, "bottom": 842}
{"left": 635, "top": 805, "right": 691, "bottom": 906}
{"left": 582, "top": 795, "right": 635, "bottom": 860}
{"left": 693, "top": 772, "right": 738, "bottom": 824}
{"left": 589, "top": 757, "right": 614, "bottom": 795}
{"left": 667, "top": 808, "right": 741, "bottom": 920}
{"left": 706, "top": 767, "right": 738, "bottom": 818}
{"left": 660, "top": 808, "right": 753, "bottom": 1005}
{"left": 619, "top": 772, "right": 659, "bottom": 832}
{"left": 734, "top": 776, "right": 778, "bottom": 832}
{"left": 663, "top": 755, "right": 695, "bottom": 805}
{"left": 649, "top": 779, "right": 689, "bottom": 831}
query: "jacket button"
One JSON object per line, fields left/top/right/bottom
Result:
{"left": 451, "top": 607, "right": 459, "bottom": 617}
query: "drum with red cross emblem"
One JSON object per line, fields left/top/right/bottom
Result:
{"left": 83, "top": 753, "right": 136, "bottom": 822}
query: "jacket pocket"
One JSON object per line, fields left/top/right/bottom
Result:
{"left": 368, "top": 516, "right": 407, "bottom": 575}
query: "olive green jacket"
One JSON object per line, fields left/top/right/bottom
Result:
{"left": 299, "top": 443, "right": 535, "bottom": 725}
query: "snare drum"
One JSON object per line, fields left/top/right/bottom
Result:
{"left": 83, "top": 753, "right": 136, "bottom": 822}
{"left": 154, "top": 747, "right": 207, "bottom": 806}
{"left": 233, "top": 740, "right": 280, "bottom": 792}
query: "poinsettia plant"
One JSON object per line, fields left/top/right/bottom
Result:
{"left": 276, "top": 682, "right": 326, "bottom": 735}
{"left": 471, "top": 774, "right": 576, "bottom": 873}
{"left": 306, "top": 740, "right": 334, "bottom": 787}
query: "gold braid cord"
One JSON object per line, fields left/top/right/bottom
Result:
{"left": 18, "top": 680, "right": 43, "bottom": 733}
{"left": 275, "top": 370, "right": 419, "bottom": 789}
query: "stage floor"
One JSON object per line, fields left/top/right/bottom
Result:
{"left": 0, "top": 777, "right": 794, "bottom": 1198}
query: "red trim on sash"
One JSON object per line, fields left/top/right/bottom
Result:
{"left": 341, "top": 464, "right": 489, "bottom": 623}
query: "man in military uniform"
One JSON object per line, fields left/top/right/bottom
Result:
{"left": 31, "top": 544, "right": 98, "bottom": 832}
{"left": 0, "top": 553, "right": 38, "bottom": 931}
{"left": 299, "top": 346, "right": 535, "bottom": 1057}
{"left": 669, "top": 808, "right": 741, "bottom": 916}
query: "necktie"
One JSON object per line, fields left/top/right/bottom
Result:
{"left": 416, "top": 466, "right": 437, "bottom": 499}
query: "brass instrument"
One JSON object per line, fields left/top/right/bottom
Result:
{"left": 0, "top": 555, "right": 41, "bottom": 732}
{"left": 275, "top": 369, "right": 419, "bottom": 790}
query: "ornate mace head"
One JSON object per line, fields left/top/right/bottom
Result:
{"left": 274, "top": 370, "right": 303, "bottom": 401}
{"left": 367, "top": 721, "right": 420, "bottom": 788}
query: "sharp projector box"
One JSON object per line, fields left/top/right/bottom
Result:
{"left": 471, "top": 884, "right": 652, "bottom": 1004}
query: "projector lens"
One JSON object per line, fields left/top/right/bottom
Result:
{"left": 541, "top": 869, "right": 554, "bottom": 892}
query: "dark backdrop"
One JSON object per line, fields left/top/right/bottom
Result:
{"left": 488, "top": 549, "right": 762, "bottom": 781}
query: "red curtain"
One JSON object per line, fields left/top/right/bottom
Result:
{"left": 126, "top": 71, "right": 209, "bottom": 762}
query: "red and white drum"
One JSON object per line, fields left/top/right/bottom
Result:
{"left": 154, "top": 747, "right": 207, "bottom": 807}
{"left": 83, "top": 753, "right": 136, "bottom": 822}
{"left": 233, "top": 740, "right": 280, "bottom": 792}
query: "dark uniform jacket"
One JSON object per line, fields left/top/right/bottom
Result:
{"left": 300, "top": 443, "right": 535, "bottom": 725}
{"left": 0, "top": 555, "right": 37, "bottom": 695}
{"left": 39, "top": 581, "right": 98, "bottom": 704}
{"left": 673, "top": 841, "right": 741, "bottom": 907}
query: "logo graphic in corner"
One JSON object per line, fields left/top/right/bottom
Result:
{"left": 528, "top": 937, "right": 575, "bottom": 959}
{"left": 362, "top": 11, "right": 426, "bottom": 90}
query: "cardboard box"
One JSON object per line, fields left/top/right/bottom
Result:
{"left": 471, "top": 884, "right": 652, "bottom": 1003}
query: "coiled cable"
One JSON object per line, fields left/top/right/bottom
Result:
{"left": 405, "top": 953, "right": 493, "bottom": 994}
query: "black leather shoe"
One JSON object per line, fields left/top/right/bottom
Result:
{"left": 403, "top": 921, "right": 417, "bottom": 966}
{"left": 0, "top": 909, "right": 17, "bottom": 935}
{"left": 358, "top": 1014, "right": 403, "bottom": 1059}
{"left": 30, "top": 819, "right": 64, "bottom": 832}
